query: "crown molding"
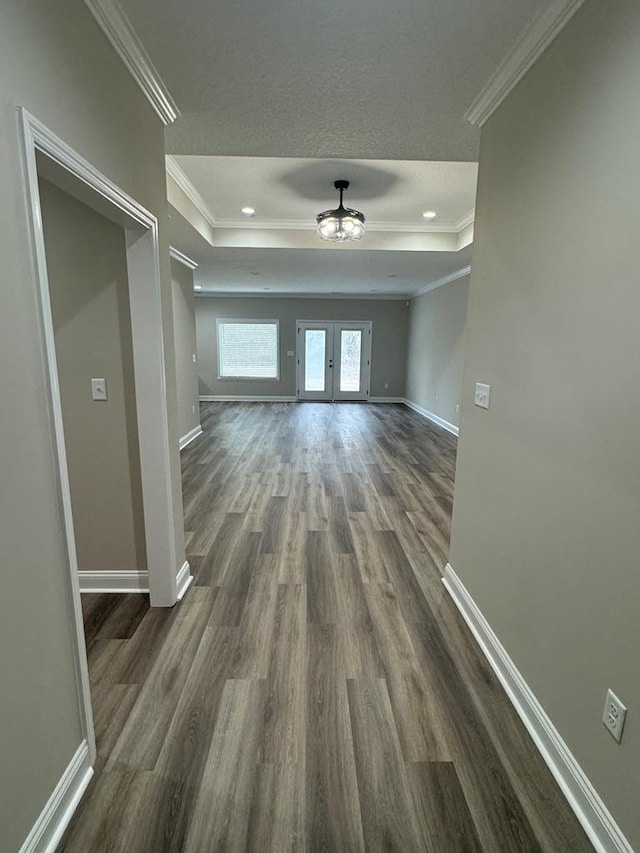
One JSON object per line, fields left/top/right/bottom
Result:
{"left": 412, "top": 265, "right": 471, "bottom": 298}
{"left": 166, "top": 156, "right": 219, "bottom": 228}
{"left": 169, "top": 246, "right": 198, "bottom": 270}
{"left": 84, "top": 0, "right": 180, "bottom": 125}
{"left": 193, "top": 216, "right": 474, "bottom": 235}
{"left": 218, "top": 217, "right": 316, "bottom": 231}
{"left": 455, "top": 209, "right": 475, "bottom": 231}
{"left": 196, "top": 290, "right": 410, "bottom": 301}
{"left": 465, "top": 0, "right": 586, "bottom": 128}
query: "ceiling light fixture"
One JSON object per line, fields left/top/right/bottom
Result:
{"left": 194, "top": 284, "right": 202, "bottom": 291}
{"left": 316, "top": 180, "right": 365, "bottom": 242}
{"left": 422, "top": 210, "right": 438, "bottom": 220}
{"left": 241, "top": 206, "right": 256, "bottom": 217}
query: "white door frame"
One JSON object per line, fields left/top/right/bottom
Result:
{"left": 296, "top": 320, "right": 372, "bottom": 401}
{"left": 18, "top": 109, "right": 191, "bottom": 762}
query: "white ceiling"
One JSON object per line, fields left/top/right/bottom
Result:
{"left": 120, "top": 0, "right": 548, "bottom": 161}
{"left": 170, "top": 156, "right": 477, "bottom": 230}
{"left": 168, "top": 205, "right": 472, "bottom": 298}
{"left": 195, "top": 246, "right": 472, "bottom": 299}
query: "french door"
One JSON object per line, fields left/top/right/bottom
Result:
{"left": 297, "top": 321, "right": 372, "bottom": 401}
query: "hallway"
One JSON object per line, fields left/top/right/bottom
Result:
{"left": 60, "top": 403, "right": 592, "bottom": 851}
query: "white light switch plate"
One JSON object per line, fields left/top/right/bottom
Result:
{"left": 474, "top": 382, "right": 490, "bottom": 409}
{"left": 91, "top": 378, "right": 107, "bottom": 401}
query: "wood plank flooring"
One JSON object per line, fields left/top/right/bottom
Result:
{"left": 59, "top": 402, "right": 593, "bottom": 852}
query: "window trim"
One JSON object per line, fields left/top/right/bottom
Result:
{"left": 215, "top": 318, "right": 280, "bottom": 381}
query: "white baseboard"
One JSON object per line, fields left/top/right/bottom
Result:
{"left": 199, "top": 395, "right": 297, "bottom": 403}
{"left": 78, "top": 570, "right": 149, "bottom": 593}
{"left": 79, "top": 565, "right": 193, "bottom": 601}
{"left": 19, "top": 740, "right": 93, "bottom": 853}
{"left": 403, "top": 398, "right": 459, "bottom": 437}
{"left": 369, "top": 396, "right": 405, "bottom": 403}
{"left": 176, "top": 560, "right": 193, "bottom": 600}
{"left": 179, "top": 424, "right": 202, "bottom": 450}
{"left": 442, "top": 563, "right": 633, "bottom": 853}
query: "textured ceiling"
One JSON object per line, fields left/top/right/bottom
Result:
{"left": 120, "top": 0, "right": 546, "bottom": 160}
{"left": 171, "top": 156, "right": 478, "bottom": 228}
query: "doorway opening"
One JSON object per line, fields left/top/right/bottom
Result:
{"left": 297, "top": 320, "right": 372, "bottom": 401}
{"left": 19, "top": 109, "right": 190, "bottom": 768}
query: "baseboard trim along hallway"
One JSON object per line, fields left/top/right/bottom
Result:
{"left": 78, "top": 570, "right": 149, "bottom": 594}
{"left": 176, "top": 560, "right": 193, "bottom": 600}
{"left": 179, "top": 424, "right": 203, "bottom": 450}
{"left": 403, "top": 398, "right": 460, "bottom": 437}
{"left": 443, "top": 563, "right": 634, "bottom": 853}
{"left": 19, "top": 741, "right": 93, "bottom": 853}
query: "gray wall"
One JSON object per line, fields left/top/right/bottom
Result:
{"left": 406, "top": 275, "right": 469, "bottom": 428}
{"left": 42, "top": 179, "right": 146, "bottom": 571}
{"left": 171, "top": 259, "right": 200, "bottom": 439}
{"left": 449, "top": 0, "right": 640, "bottom": 846}
{"left": 196, "top": 296, "right": 409, "bottom": 398}
{"left": 0, "top": 2, "right": 184, "bottom": 849}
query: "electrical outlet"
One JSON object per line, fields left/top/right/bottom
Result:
{"left": 456, "top": 403, "right": 460, "bottom": 413}
{"left": 435, "top": 394, "right": 439, "bottom": 405}
{"left": 91, "top": 378, "right": 107, "bottom": 401}
{"left": 192, "top": 404, "right": 196, "bottom": 414}
{"left": 602, "top": 689, "right": 627, "bottom": 743}
{"left": 192, "top": 353, "right": 197, "bottom": 363}
{"left": 384, "top": 382, "right": 389, "bottom": 390}
{"left": 474, "top": 382, "right": 490, "bottom": 409}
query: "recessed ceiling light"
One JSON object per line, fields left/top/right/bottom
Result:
{"left": 194, "top": 285, "right": 202, "bottom": 291}
{"left": 422, "top": 210, "right": 438, "bottom": 220}
{"left": 241, "top": 206, "right": 256, "bottom": 217}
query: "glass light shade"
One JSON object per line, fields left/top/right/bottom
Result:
{"left": 316, "top": 207, "right": 366, "bottom": 242}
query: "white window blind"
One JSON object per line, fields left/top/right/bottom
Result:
{"left": 217, "top": 320, "right": 279, "bottom": 379}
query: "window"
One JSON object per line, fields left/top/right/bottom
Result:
{"left": 216, "top": 319, "right": 279, "bottom": 379}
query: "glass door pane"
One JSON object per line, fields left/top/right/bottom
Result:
{"left": 298, "top": 322, "right": 333, "bottom": 400}
{"left": 332, "top": 321, "right": 371, "bottom": 401}
{"left": 339, "top": 329, "right": 362, "bottom": 392}
{"left": 304, "top": 329, "right": 326, "bottom": 391}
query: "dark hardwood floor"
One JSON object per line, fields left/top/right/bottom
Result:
{"left": 60, "top": 402, "right": 593, "bottom": 852}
